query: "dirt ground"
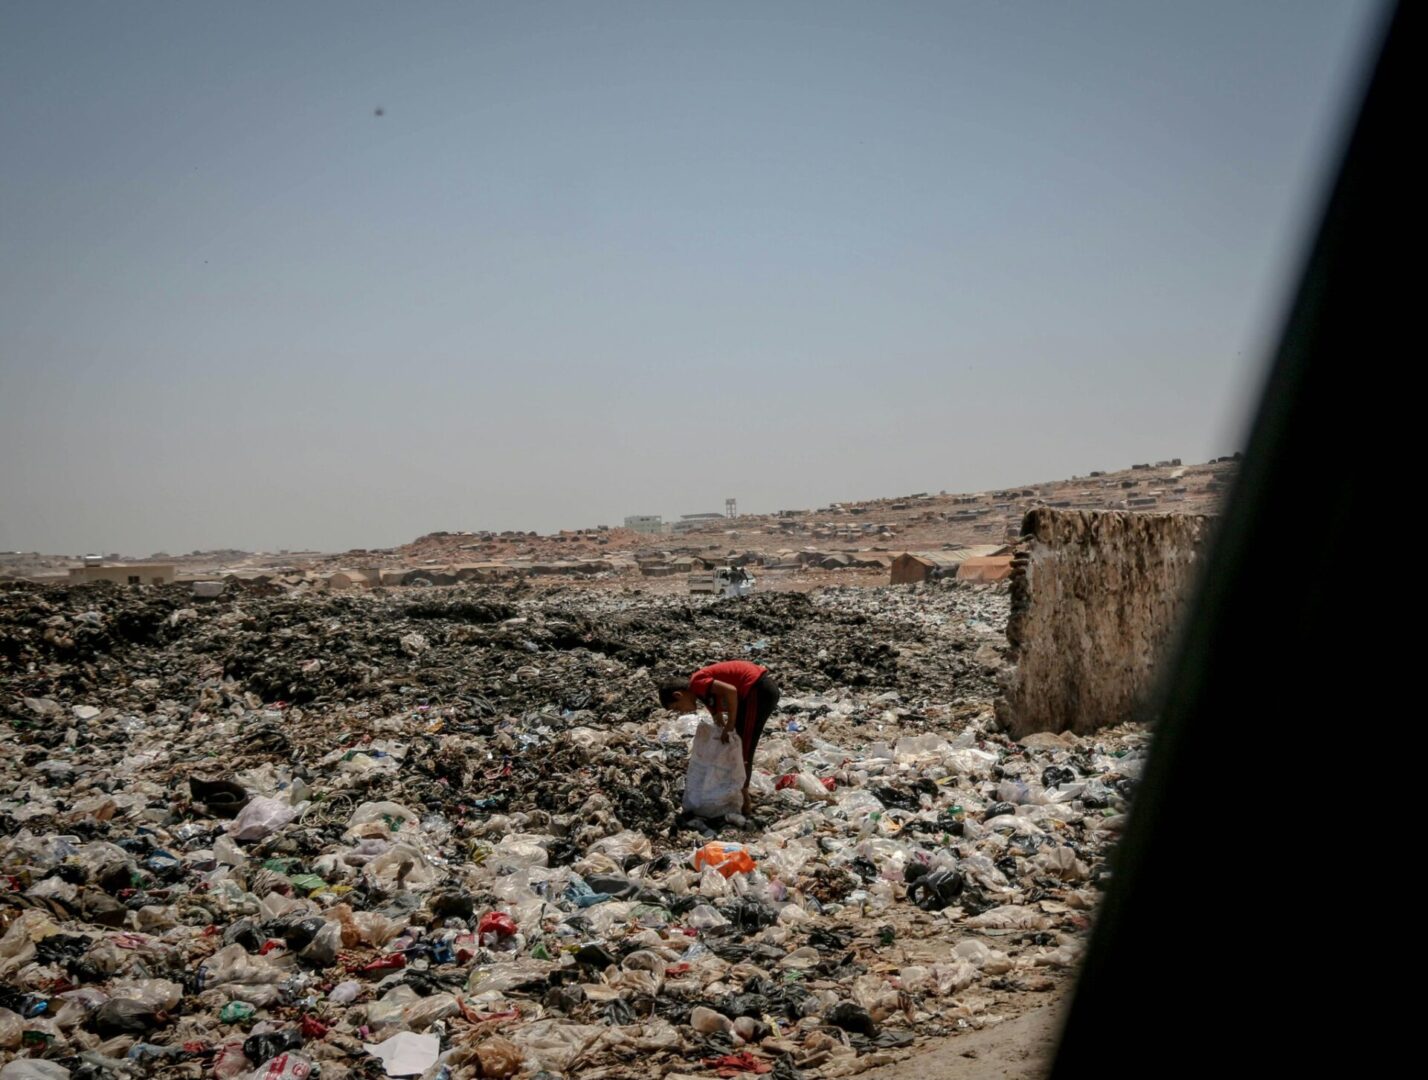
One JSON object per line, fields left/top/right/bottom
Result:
{"left": 861, "top": 995, "right": 1066, "bottom": 1080}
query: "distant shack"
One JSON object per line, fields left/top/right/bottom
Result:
{"left": 326, "top": 570, "right": 374, "bottom": 590}
{"left": 891, "top": 547, "right": 1009, "bottom": 585}
{"left": 955, "top": 555, "right": 1015, "bottom": 583}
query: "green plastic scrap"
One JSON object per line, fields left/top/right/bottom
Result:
{"left": 220, "top": 1001, "right": 255, "bottom": 1023}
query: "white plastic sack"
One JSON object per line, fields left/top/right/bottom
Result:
{"left": 345, "top": 801, "right": 419, "bottom": 838}
{"left": 682, "top": 721, "right": 745, "bottom": 818}
{"left": 226, "top": 797, "right": 298, "bottom": 841}
{"left": 1, "top": 1062, "right": 71, "bottom": 1080}
{"left": 363, "top": 1031, "right": 440, "bottom": 1077}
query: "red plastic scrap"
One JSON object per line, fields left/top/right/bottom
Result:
{"left": 300, "top": 1016, "right": 329, "bottom": 1039}
{"left": 701, "top": 1052, "right": 772, "bottom": 1076}
{"left": 255, "top": 1053, "right": 311, "bottom": 1080}
{"left": 478, "top": 912, "right": 517, "bottom": 937}
{"left": 820, "top": 777, "right": 836, "bottom": 791}
{"left": 453, "top": 932, "right": 477, "bottom": 962}
{"left": 359, "top": 953, "right": 406, "bottom": 973}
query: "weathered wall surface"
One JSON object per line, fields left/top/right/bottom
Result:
{"left": 996, "top": 509, "right": 1212, "bottom": 738}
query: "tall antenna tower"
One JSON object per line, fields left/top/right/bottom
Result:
{"left": 725, "top": 498, "right": 737, "bottom": 518}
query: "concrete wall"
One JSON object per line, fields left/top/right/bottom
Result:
{"left": 996, "top": 509, "right": 1212, "bottom": 738}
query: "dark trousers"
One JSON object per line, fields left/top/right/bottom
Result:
{"left": 737, "top": 673, "right": 780, "bottom": 781}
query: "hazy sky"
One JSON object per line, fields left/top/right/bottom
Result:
{"left": 1, "top": 2, "right": 1383, "bottom": 555}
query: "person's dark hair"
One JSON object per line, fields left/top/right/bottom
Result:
{"left": 657, "top": 678, "right": 690, "bottom": 708}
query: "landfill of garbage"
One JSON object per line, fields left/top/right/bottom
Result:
{"left": 1, "top": 581, "right": 1144, "bottom": 1079}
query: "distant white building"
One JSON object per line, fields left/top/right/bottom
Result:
{"left": 68, "top": 562, "right": 176, "bottom": 586}
{"left": 672, "top": 512, "right": 726, "bottom": 534}
{"left": 624, "top": 515, "right": 665, "bottom": 535}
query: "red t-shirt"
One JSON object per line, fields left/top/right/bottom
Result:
{"left": 690, "top": 660, "right": 767, "bottom": 705}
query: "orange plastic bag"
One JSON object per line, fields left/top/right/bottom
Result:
{"left": 692, "top": 842, "right": 756, "bottom": 878}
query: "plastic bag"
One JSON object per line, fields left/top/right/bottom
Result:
{"left": 109, "top": 978, "right": 183, "bottom": 1011}
{"left": 213, "top": 1039, "right": 250, "bottom": 1080}
{"left": 685, "top": 904, "right": 729, "bottom": 929}
{"left": 1035, "top": 846, "right": 1089, "bottom": 880}
{"left": 692, "top": 842, "right": 756, "bottom": 878}
{"left": 244, "top": 1030, "right": 305, "bottom": 1067}
{"left": 93, "top": 997, "right": 161, "bottom": 1036}
{"left": 511, "top": 1020, "right": 604, "bottom": 1072}
{"left": 364, "top": 1031, "right": 440, "bottom": 1077}
{"left": 52, "top": 996, "right": 100, "bottom": 1031}
{"left": 200, "top": 944, "right": 288, "bottom": 988}
{"left": 330, "top": 904, "right": 404, "bottom": 947}
{"left": 366, "top": 844, "right": 436, "bottom": 891}
{"left": 657, "top": 714, "right": 701, "bottom": 742}
{"left": 473, "top": 1037, "right": 523, "bottom": 1080}
{"left": 225, "top": 984, "right": 283, "bottom": 1007}
{"left": 1, "top": 911, "right": 58, "bottom": 970}
{"left": 226, "top": 797, "right": 298, "bottom": 841}
{"left": 214, "top": 835, "right": 247, "bottom": 866}
{"left": 683, "top": 721, "right": 746, "bottom": 818}
{"left": 697, "top": 867, "right": 731, "bottom": 897}
{"left": 587, "top": 830, "right": 653, "bottom": 862}
{"left": 964, "top": 904, "right": 1053, "bottom": 930}
{"left": 954, "top": 939, "right": 1012, "bottom": 974}
{"left": 0, "top": 1007, "right": 23, "bottom": 1051}
{"left": 365, "top": 989, "right": 417, "bottom": 1035}
{"left": 489, "top": 834, "right": 551, "bottom": 871}
{"left": 251, "top": 1053, "right": 316, "bottom": 1080}
{"left": 0, "top": 1063, "right": 71, "bottom": 1080}
{"left": 300, "top": 920, "right": 342, "bottom": 966}
{"left": 329, "top": 980, "right": 362, "bottom": 1004}
{"left": 894, "top": 734, "right": 950, "bottom": 761}
{"left": 402, "top": 992, "right": 460, "bottom": 1031}
{"left": 478, "top": 912, "right": 518, "bottom": 940}
{"left": 345, "top": 801, "right": 420, "bottom": 838}
{"left": 691, "top": 1005, "right": 734, "bottom": 1034}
